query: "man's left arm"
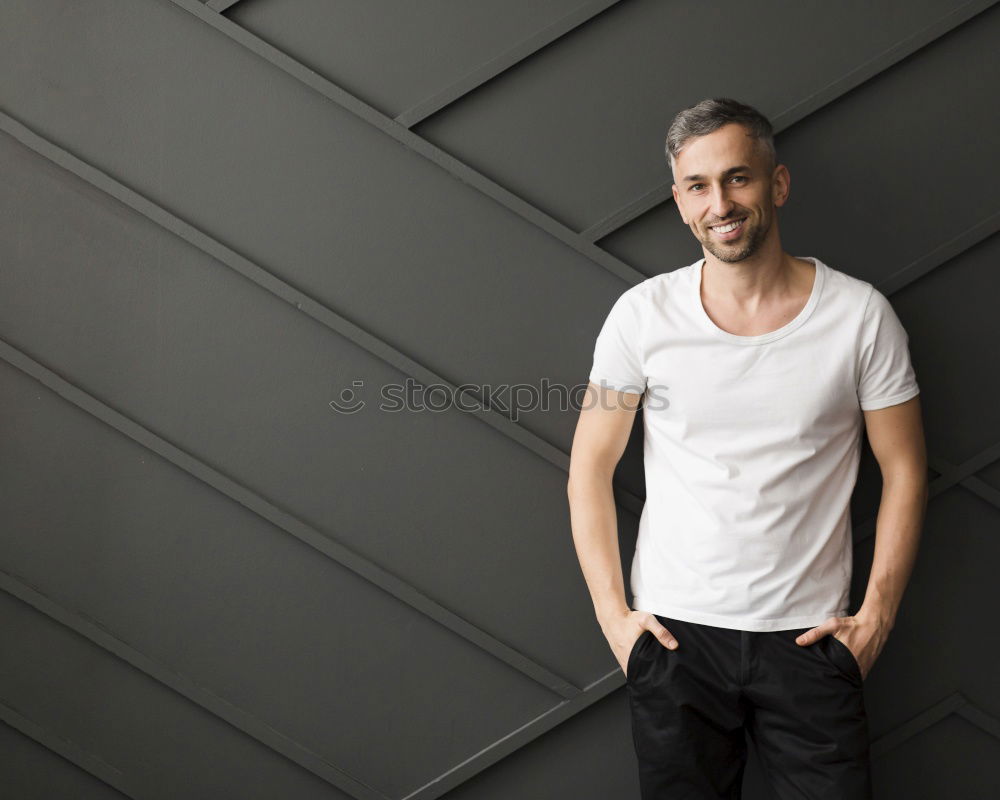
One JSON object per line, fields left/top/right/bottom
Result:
{"left": 850, "top": 395, "right": 929, "bottom": 673}
{"left": 796, "top": 394, "right": 928, "bottom": 677}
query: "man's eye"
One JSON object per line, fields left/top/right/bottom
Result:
{"left": 731, "top": 176, "right": 747, "bottom": 183}
{"left": 690, "top": 184, "right": 704, "bottom": 191}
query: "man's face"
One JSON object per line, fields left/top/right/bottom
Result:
{"left": 670, "top": 123, "right": 787, "bottom": 263}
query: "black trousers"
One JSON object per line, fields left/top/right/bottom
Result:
{"left": 626, "top": 614, "right": 873, "bottom": 799}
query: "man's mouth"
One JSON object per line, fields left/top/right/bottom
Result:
{"left": 712, "top": 217, "right": 746, "bottom": 233}
{"left": 709, "top": 218, "right": 746, "bottom": 237}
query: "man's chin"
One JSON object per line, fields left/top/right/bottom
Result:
{"left": 704, "top": 242, "right": 754, "bottom": 263}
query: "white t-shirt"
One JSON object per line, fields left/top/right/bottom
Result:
{"left": 588, "top": 256, "right": 920, "bottom": 632}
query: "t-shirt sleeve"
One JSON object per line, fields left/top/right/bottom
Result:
{"left": 588, "top": 288, "right": 646, "bottom": 396}
{"left": 856, "top": 287, "right": 920, "bottom": 411}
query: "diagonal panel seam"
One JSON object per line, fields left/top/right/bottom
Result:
{"left": 934, "top": 473, "right": 1000, "bottom": 511}
{"left": 852, "top": 439, "right": 1000, "bottom": 544}
{"left": 875, "top": 211, "right": 1000, "bottom": 297}
{"left": 400, "top": 669, "right": 626, "bottom": 800}
{"left": 957, "top": 701, "right": 1000, "bottom": 740}
{"left": 204, "top": 0, "right": 241, "bottom": 13}
{"left": 394, "top": 0, "right": 625, "bottom": 128}
{"left": 925, "top": 450, "right": 1000, "bottom": 513}
{"left": 0, "top": 699, "right": 135, "bottom": 799}
{"left": 871, "top": 692, "right": 971, "bottom": 756}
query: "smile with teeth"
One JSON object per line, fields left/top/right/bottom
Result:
{"left": 710, "top": 218, "right": 746, "bottom": 234}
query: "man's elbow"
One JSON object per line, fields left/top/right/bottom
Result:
{"left": 567, "top": 457, "right": 614, "bottom": 499}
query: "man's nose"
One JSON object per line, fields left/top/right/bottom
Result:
{"left": 708, "top": 186, "right": 735, "bottom": 218}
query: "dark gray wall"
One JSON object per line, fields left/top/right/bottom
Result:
{"left": 1, "top": 1, "right": 998, "bottom": 798}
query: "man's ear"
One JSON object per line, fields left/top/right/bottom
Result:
{"left": 772, "top": 164, "right": 791, "bottom": 208}
{"left": 671, "top": 184, "right": 688, "bottom": 224}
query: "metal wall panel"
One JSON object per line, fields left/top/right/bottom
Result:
{"left": 1, "top": 0, "right": 997, "bottom": 797}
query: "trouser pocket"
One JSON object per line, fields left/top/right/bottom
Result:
{"left": 825, "top": 633, "right": 864, "bottom": 684}
{"left": 626, "top": 630, "right": 651, "bottom": 683}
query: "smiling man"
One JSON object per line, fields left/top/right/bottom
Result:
{"left": 567, "top": 98, "right": 928, "bottom": 798}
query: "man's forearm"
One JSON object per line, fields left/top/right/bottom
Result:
{"left": 858, "top": 471, "right": 928, "bottom": 629}
{"left": 567, "top": 475, "right": 630, "bottom": 627}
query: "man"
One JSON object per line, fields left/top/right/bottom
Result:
{"left": 566, "top": 98, "right": 927, "bottom": 799}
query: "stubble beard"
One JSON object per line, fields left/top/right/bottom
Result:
{"left": 701, "top": 212, "right": 771, "bottom": 263}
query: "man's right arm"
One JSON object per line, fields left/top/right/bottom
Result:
{"left": 567, "top": 381, "right": 642, "bottom": 627}
{"left": 568, "top": 381, "right": 679, "bottom": 672}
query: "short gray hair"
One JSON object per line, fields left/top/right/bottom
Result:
{"left": 665, "top": 98, "right": 776, "bottom": 176}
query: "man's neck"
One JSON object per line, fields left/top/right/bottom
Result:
{"left": 702, "top": 247, "right": 811, "bottom": 307}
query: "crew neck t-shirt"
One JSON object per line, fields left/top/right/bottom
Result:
{"left": 588, "top": 256, "right": 920, "bottom": 632}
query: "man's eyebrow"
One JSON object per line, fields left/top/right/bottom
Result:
{"left": 681, "top": 165, "right": 752, "bottom": 183}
